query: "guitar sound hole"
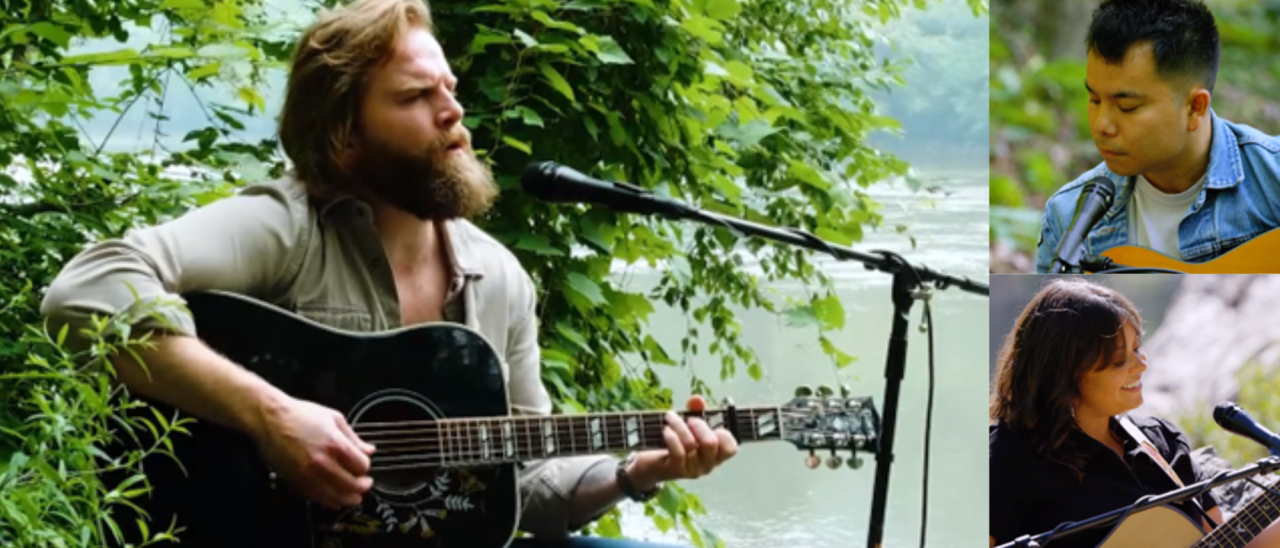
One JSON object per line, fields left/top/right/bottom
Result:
{"left": 353, "top": 397, "right": 439, "bottom": 496}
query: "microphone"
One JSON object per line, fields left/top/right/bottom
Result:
{"left": 1049, "top": 177, "right": 1116, "bottom": 273}
{"left": 1214, "top": 401, "right": 1280, "bottom": 455}
{"left": 520, "top": 162, "right": 693, "bottom": 217}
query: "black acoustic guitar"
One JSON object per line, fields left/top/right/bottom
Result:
{"left": 109, "top": 291, "right": 879, "bottom": 548}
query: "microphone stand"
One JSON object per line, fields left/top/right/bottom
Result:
{"left": 995, "top": 456, "right": 1280, "bottom": 548}
{"left": 636, "top": 199, "right": 987, "bottom": 548}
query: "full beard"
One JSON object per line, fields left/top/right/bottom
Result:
{"left": 348, "top": 129, "right": 498, "bottom": 221}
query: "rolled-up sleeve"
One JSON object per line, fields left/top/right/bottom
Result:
{"left": 39, "top": 182, "right": 307, "bottom": 346}
{"left": 505, "top": 272, "right": 614, "bottom": 539}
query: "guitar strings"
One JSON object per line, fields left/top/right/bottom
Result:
{"left": 352, "top": 416, "right": 869, "bottom": 473}
{"left": 350, "top": 408, "right": 831, "bottom": 436}
{"left": 349, "top": 407, "right": 797, "bottom": 430}
{"left": 356, "top": 421, "right": 779, "bottom": 456}
{"left": 349, "top": 411, "right": 861, "bottom": 451}
{"left": 362, "top": 427, "right": 866, "bottom": 474}
{"left": 1195, "top": 478, "right": 1280, "bottom": 548}
{"left": 349, "top": 413, "right": 829, "bottom": 456}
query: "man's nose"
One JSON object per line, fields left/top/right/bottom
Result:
{"left": 1092, "top": 111, "right": 1117, "bottom": 139}
{"left": 436, "top": 91, "right": 464, "bottom": 129}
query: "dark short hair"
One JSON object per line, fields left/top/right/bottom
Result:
{"left": 1086, "top": 0, "right": 1220, "bottom": 94}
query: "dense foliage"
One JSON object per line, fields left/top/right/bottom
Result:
{"left": 0, "top": 0, "right": 986, "bottom": 545}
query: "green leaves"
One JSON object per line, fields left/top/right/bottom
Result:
{"left": 680, "top": 16, "right": 723, "bottom": 44}
{"left": 537, "top": 61, "right": 576, "bottom": 102}
{"left": 701, "top": 0, "right": 743, "bottom": 20}
{"left": 581, "top": 35, "right": 633, "bottom": 65}
{"left": 501, "top": 135, "right": 533, "bottom": 155}
{"left": 811, "top": 294, "right": 845, "bottom": 331}
{"left": 59, "top": 48, "right": 141, "bottom": 66}
{"left": 27, "top": 22, "right": 73, "bottom": 48}
{"left": 564, "top": 272, "right": 607, "bottom": 308}
{"left": 506, "top": 106, "right": 545, "bottom": 128}
{"left": 515, "top": 234, "right": 563, "bottom": 256}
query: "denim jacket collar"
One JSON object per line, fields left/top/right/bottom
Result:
{"left": 1095, "top": 110, "right": 1238, "bottom": 221}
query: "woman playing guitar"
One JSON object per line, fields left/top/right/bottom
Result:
{"left": 988, "top": 278, "right": 1280, "bottom": 548}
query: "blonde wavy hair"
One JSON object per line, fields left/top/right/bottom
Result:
{"left": 278, "top": 0, "right": 435, "bottom": 198}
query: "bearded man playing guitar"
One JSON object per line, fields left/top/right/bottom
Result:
{"left": 39, "top": 0, "right": 736, "bottom": 546}
{"left": 1035, "top": 0, "right": 1280, "bottom": 274}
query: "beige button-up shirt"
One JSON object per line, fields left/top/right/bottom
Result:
{"left": 39, "top": 175, "right": 613, "bottom": 539}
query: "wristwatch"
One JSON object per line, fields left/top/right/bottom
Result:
{"left": 616, "top": 452, "right": 661, "bottom": 502}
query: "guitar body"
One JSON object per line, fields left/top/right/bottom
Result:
{"left": 101, "top": 292, "right": 881, "bottom": 548}
{"left": 108, "top": 291, "right": 519, "bottom": 548}
{"left": 1094, "top": 504, "right": 1204, "bottom": 548}
{"left": 1093, "top": 229, "right": 1280, "bottom": 273}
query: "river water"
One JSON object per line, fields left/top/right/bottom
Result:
{"left": 611, "top": 171, "right": 989, "bottom": 548}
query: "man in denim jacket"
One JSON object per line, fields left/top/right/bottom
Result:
{"left": 1036, "top": 0, "right": 1280, "bottom": 273}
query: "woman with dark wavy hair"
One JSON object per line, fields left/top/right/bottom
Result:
{"left": 988, "top": 278, "right": 1280, "bottom": 548}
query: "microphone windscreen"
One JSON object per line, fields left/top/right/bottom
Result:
{"left": 521, "top": 161, "right": 561, "bottom": 198}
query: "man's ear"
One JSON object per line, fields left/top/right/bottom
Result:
{"left": 338, "top": 125, "right": 362, "bottom": 170}
{"left": 1186, "top": 87, "right": 1211, "bottom": 132}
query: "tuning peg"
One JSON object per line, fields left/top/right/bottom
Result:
{"left": 847, "top": 454, "right": 863, "bottom": 470}
{"left": 805, "top": 451, "right": 820, "bottom": 469}
{"left": 795, "top": 386, "right": 813, "bottom": 398}
{"left": 839, "top": 385, "right": 850, "bottom": 398}
{"left": 826, "top": 454, "right": 842, "bottom": 469}
{"left": 817, "top": 385, "right": 834, "bottom": 397}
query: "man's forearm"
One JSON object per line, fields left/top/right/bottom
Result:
{"left": 113, "top": 334, "right": 288, "bottom": 440}
{"left": 564, "top": 458, "right": 630, "bottom": 530}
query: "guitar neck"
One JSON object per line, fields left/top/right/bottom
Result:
{"left": 430, "top": 406, "right": 784, "bottom": 466}
{"left": 1193, "top": 476, "right": 1280, "bottom": 548}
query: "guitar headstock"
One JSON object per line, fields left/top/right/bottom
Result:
{"left": 782, "top": 385, "right": 880, "bottom": 470}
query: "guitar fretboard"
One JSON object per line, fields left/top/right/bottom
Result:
{"left": 367, "top": 407, "right": 785, "bottom": 468}
{"left": 1193, "top": 476, "right": 1280, "bottom": 548}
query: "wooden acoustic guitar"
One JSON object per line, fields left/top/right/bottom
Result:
{"left": 1094, "top": 475, "right": 1280, "bottom": 547}
{"left": 105, "top": 290, "right": 879, "bottom": 548}
{"left": 1084, "top": 229, "right": 1280, "bottom": 273}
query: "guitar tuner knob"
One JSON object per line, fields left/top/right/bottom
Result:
{"left": 826, "top": 454, "right": 843, "bottom": 469}
{"left": 817, "top": 385, "right": 835, "bottom": 397}
{"left": 805, "top": 453, "right": 821, "bottom": 469}
{"left": 795, "top": 386, "right": 814, "bottom": 397}
{"left": 847, "top": 455, "right": 863, "bottom": 470}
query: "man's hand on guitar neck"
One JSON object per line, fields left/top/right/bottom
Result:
{"left": 626, "top": 395, "right": 739, "bottom": 491}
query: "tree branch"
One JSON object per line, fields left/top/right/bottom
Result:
{"left": 1, "top": 192, "right": 141, "bottom": 217}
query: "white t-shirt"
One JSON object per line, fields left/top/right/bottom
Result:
{"left": 1130, "top": 173, "right": 1206, "bottom": 259}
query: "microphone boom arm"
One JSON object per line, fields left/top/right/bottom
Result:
{"left": 666, "top": 204, "right": 989, "bottom": 297}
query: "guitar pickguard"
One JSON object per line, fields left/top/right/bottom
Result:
{"left": 324, "top": 467, "right": 494, "bottom": 540}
